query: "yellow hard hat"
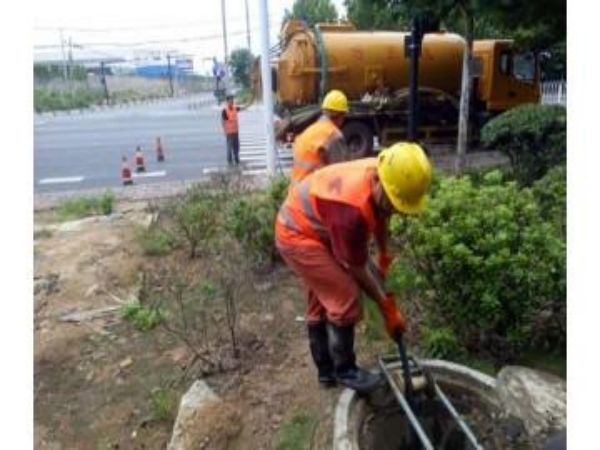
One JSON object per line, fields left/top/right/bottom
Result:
{"left": 321, "top": 89, "right": 349, "bottom": 113}
{"left": 377, "top": 142, "right": 432, "bottom": 215}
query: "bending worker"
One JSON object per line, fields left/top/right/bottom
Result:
{"left": 291, "top": 89, "right": 352, "bottom": 183}
{"left": 275, "top": 143, "right": 432, "bottom": 393}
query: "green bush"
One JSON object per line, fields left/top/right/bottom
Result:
{"left": 532, "top": 164, "right": 566, "bottom": 240}
{"left": 481, "top": 104, "right": 566, "bottom": 186}
{"left": 120, "top": 301, "right": 166, "bottom": 331}
{"left": 390, "top": 171, "right": 566, "bottom": 361}
{"left": 421, "top": 325, "right": 465, "bottom": 359}
{"left": 56, "top": 191, "right": 114, "bottom": 220}
{"left": 139, "top": 227, "right": 177, "bottom": 256}
{"left": 34, "top": 88, "right": 105, "bottom": 112}
{"left": 170, "top": 186, "right": 221, "bottom": 258}
{"left": 227, "top": 176, "right": 289, "bottom": 269}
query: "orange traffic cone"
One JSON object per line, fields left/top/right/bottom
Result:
{"left": 135, "top": 146, "right": 146, "bottom": 172}
{"left": 121, "top": 156, "right": 133, "bottom": 185}
{"left": 156, "top": 137, "right": 165, "bottom": 162}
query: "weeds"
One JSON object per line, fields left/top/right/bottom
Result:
{"left": 149, "top": 387, "right": 177, "bottom": 422}
{"left": 139, "top": 227, "right": 176, "bottom": 256}
{"left": 56, "top": 192, "right": 114, "bottom": 221}
{"left": 276, "top": 413, "right": 318, "bottom": 450}
{"left": 34, "top": 229, "right": 53, "bottom": 240}
{"left": 120, "top": 301, "right": 166, "bottom": 331}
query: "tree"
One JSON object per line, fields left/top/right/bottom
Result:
{"left": 284, "top": 0, "right": 338, "bottom": 28}
{"left": 344, "top": 0, "right": 409, "bottom": 30}
{"left": 229, "top": 48, "right": 254, "bottom": 90}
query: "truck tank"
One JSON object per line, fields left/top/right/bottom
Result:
{"left": 276, "top": 21, "right": 466, "bottom": 108}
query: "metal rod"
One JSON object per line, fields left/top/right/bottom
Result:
{"left": 379, "top": 359, "right": 434, "bottom": 450}
{"left": 434, "top": 383, "right": 484, "bottom": 450}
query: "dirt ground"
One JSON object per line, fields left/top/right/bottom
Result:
{"left": 34, "top": 202, "right": 357, "bottom": 450}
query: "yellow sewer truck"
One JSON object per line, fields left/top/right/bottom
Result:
{"left": 263, "top": 20, "right": 540, "bottom": 154}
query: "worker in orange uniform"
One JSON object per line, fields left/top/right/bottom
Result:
{"left": 222, "top": 94, "right": 241, "bottom": 166}
{"left": 291, "top": 89, "right": 352, "bottom": 183}
{"left": 134, "top": 146, "right": 146, "bottom": 172}
{"left": 275, "top": 143, "right": 432, "bottom": 394}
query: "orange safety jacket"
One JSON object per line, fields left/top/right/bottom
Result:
{"left": 291, "top": 117, "right": 342, "bottom": 183}
{"left": 223, "top": 105, "right": 239, "bottom": 135}
{"left": 276, "top": 158, "right": 379, "bottom": 247}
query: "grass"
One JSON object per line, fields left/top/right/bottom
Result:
{"left": 276, "top": 413, "right": 318, "bottom": 450}
{"left": 34, "top": 87, "right": 106, "bottom": 112}
{"left": 139, "top": 227, "right": 176, "bottom": 256}
{"left": 149, "top": 387, "right": 177, "bottom": 422}
{"left": 363, "top": 298, "right": 386, "bottom": 343}
{"left": 56, "top": 192, "right": 114, "bottom": 221}
{"left": 120, "top": 301, "right": 166, "bottom": 331}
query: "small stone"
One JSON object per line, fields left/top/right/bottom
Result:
{"left": 119, "top": 357, "right": 133, "bottom": 369}
{"left": 85, "top": 284, "right": 99, "bottom": 297}
{"left": 131, "top": 430, "right": 137, "bottom": 439}
{"left": 86, "top": 371, "right": 94, "bottom": 382}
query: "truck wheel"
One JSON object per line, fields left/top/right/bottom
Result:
{"left": 342, "top": 121, "right": 374, "bottom": 157}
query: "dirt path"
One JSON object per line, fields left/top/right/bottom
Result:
{"left": 34, "top": 203, "right": 343, "bottom": 450}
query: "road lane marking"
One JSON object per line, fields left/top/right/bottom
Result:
{"left": 39, "top": 176, "right": 84, "bottom": 185}
{"left": 132, "top": 170, "right": 167, "bottom": 178}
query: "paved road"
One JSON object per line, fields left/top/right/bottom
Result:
{"left": 34, "top": 94, "right": 292, "bottom": 193}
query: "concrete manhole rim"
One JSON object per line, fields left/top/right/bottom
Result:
{"left": 332, "top": 359, "right": 497, "bottom": 450}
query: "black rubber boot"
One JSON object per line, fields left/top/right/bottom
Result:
{"left": 307, "top": 322, "right": 336, "bottom": 387}
{"left": 327, "top": 323, "right": 382, "bottom": 394}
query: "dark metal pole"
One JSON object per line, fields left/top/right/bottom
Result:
{"left": 167, "top": 54, "right": 174, "bottom": 97}
{"left": 100, "top": 61, "right": 110, "bottom": 103}
{"left": 407, "top": 21, "right": 421, "bottom": 142}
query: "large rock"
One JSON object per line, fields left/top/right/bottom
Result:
{"left": 168, "top": 380, "right": 241, "bottom": 450}
{"left": 495, "top": 366, "right": 566, "bottom": 439}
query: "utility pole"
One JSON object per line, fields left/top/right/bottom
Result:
{"left": 167, "top": 54, "right": 174, "bottom": 97}
{"left": 100, "top": 61, "right": 110, "bottom": 103}
{"left": 244, "top": 0, "right": 252, "bottom": 50}
{"left": 67, "top": 36, "right": 74, "bottom": 90}
{"left": 59, "top": 28, "right": 68, "bottom": 83}
{"left": 259, "top": 0, "right": 276, "bottom": 175}
{"left": 221, "top": 0, "right": 229, "bottom": 91}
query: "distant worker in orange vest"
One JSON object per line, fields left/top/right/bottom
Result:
{"left": 275, "top": 143, "right": 432, "bottom": 394}
{"left": 291, "top": 89, "right": 352, "bottom": 183}
{"left": 135, "top": 146, "right": 146, "bottom": 172}
{"left": 222, "top": 94, "right": 241, "bottom": 166}
{"left": 121, "top": 156, "right": 133, "bottom": 185}
{"left": 156, "top": 137, "right": 165, "bottom": 162}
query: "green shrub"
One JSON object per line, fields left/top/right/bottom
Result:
{"left": 170, "top": 186, "right": 221, "bottom": 258}
{"left": 481, "top": 104, "right": 566, "bottom": 186}
{"left": 227, "top": 176, "right": 289, "bottom": 269}
{"left": 34, "top": 88, "right": 105, "bottom": 112}
{"left": 56, "top": 191, "right": 114, "bottom": 220}
{"left": 532, "top": 164, "right": 566, "bottom": 239}
{"left": 391, "top": 171, "right": 566, "bottom": 361}
{"left": 139, "top": 227, "right": 177, "bottom": 256}
{"left": 421, "top": 325, "right": 465, "bottom": 359}
{"left": 120, "top": 301, "right": 166, "bottom": 331}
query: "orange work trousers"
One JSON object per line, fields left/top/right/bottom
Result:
{"left": 276, "top": 241, "right": 362, "bottom": 326}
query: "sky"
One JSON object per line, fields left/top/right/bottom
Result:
{"left": 33, "top": 0, "right": 347, "bottom": 75}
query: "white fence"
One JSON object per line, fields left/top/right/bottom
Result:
{"left": 541, "top": 80, "right": 567, "bottom": 106}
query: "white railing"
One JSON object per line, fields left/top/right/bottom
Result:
{"left": 541, "top": 80, "right": 567, "bottom": 106}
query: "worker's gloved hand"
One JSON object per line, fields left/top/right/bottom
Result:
{"left": 379, "top": 293, "right": 407, "bottom": 338}
{"left": 377, "top": 252, "right": 394, "bottom": 279}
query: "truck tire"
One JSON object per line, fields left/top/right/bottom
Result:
{"left": 342, "top": 120, "right": 374, "bottom": 157}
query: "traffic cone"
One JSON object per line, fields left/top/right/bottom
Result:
{"left": 135, "top": 146, "right": 146, "bottom": 172}
{"left": 121, "top": 156, "right": 133, "bottom": 185}
{"left": 156, "top": 137, "right": 165, "bottom": 162}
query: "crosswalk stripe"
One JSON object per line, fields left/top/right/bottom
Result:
{"left": 132, "top": 170, "right": 167, "bottom": 178}
{"left": 39, "top": 176, "right": 85, "bottom": 185}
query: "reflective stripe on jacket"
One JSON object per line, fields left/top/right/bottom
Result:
{"left": 291, "top": 116, "right": 343, "bottom": 183}
{"left": 223, "top": 106, "right": 239, "bottom": 135}
{"left": 276, "top": 158, "right": 379, "bottom": 247}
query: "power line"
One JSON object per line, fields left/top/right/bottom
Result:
{"left": 34, "top": 24, "right": 279, "bottom": 50}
